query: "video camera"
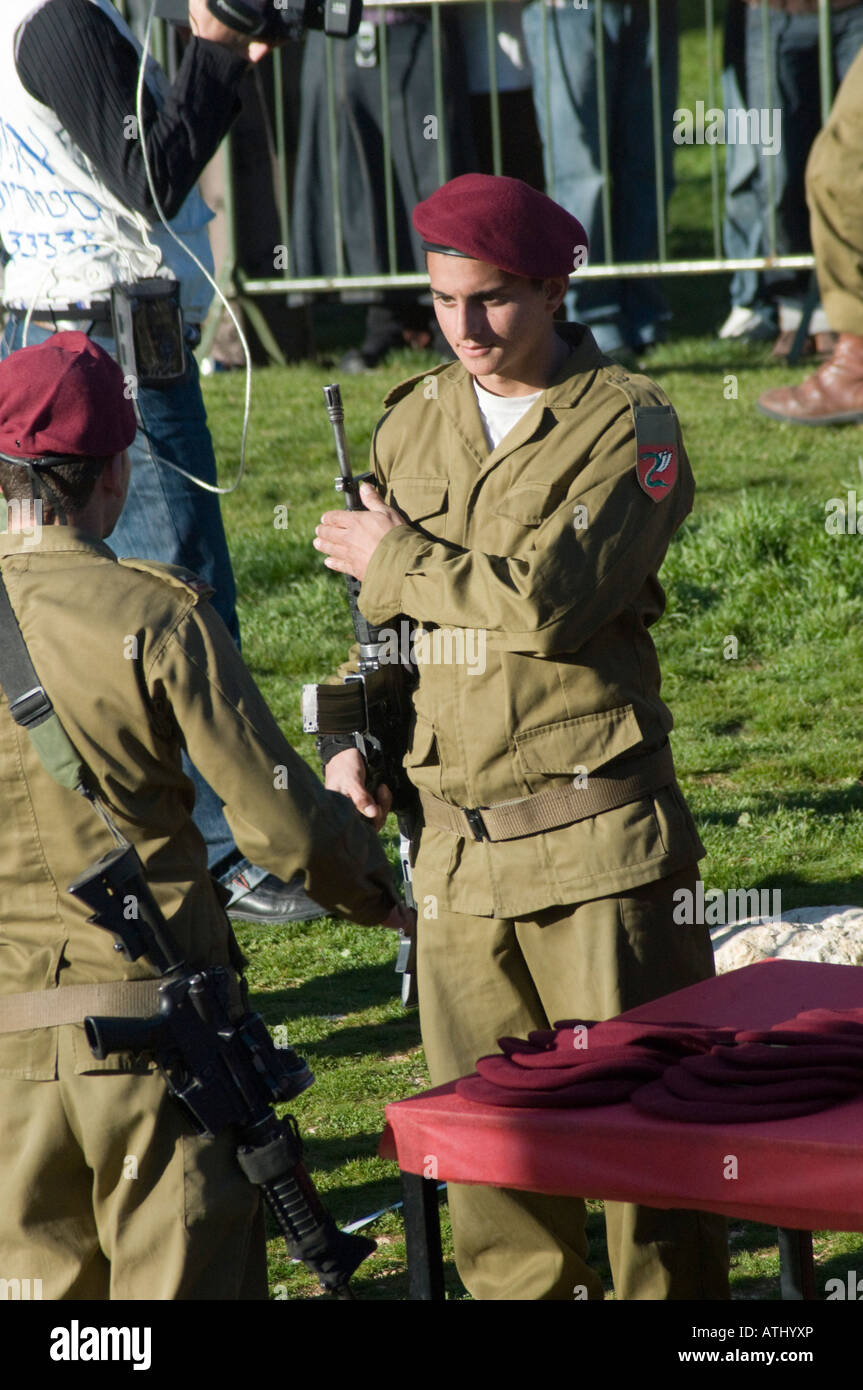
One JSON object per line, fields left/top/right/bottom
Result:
{"left": 155, "top": 0, "right": 361, "bottom": 42}
{"left": 205, "top": 0, "right": 362, "bottom": 40}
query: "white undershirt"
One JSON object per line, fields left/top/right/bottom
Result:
{"left": 473, "top": 381, "right": 542, "bottom": 451}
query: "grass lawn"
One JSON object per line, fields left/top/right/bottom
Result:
{"left": 197, "top": 2, "right": 863, "bottom": 1301}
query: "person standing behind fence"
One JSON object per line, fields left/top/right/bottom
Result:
{"left": 455, "top": 1, "right": 544, "bottom": 188}
{"left": 291, "top": 7, "right": 475, "bottom": 372}
{"left": 521, "top": 0, "right": 678, "bottom": 362}
{"left": 739, "top": 0, "right": 863, "bottom": 360}
{"left": 718, "top": 0, "right": 778, "bottom": 343}
{"left": 757, "top": 44, "right": 863, "bottom": 423}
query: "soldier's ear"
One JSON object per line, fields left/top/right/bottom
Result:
{"left": 544, "top": 277, "right": 569, "bottom": 315}
{"left": 107, "top": 450, "right": 130, "bottom": 497}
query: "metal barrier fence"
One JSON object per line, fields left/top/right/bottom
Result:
{"left": 118, "top": 0, "right": 843, "bottom": 306}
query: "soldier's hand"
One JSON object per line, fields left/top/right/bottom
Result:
{"left": 314, "top": 482, "right": 405, "bottom": 582}
{"left": 383, "top": 902, "right": 416, "bottom": 935}
{"left": 326, "top": 748, "right": 393, "bottom": 831}
{"left": 188, "top": 0, "right": 274, "bottom": 62}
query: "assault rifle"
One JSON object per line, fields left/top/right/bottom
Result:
{"left": 68, "top": 844, "right": 375, "bottom": 1298}
{"left": 302, "top": 384, "right": 419, "bottom": 1005}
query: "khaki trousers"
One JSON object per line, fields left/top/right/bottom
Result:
{"left": 417, "top": 864, "right": 730, "bottom": 1300}
{"left": 808, "top": 45, "right": 863, "bottom": 336}
{"left": 0, "top": 1028, "right": 267, "bottom": 1300}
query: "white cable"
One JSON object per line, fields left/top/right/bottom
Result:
{"left": 133, "top": 0, "right": 252, "bottom": 496}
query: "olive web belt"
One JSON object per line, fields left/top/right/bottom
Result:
{"left": 418, "top": 743, "right": 676, "bottom": 842}
{"left": 0, "top": 980, "right": 164, "bottom": 1034}
{"left": 0, "top": 972, "right": 244, "bottom": 1034}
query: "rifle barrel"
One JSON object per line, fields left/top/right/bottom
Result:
{"left": 323, "top": 383, "right": 361, "bottom": 509}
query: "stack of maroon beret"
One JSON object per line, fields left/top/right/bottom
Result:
{"left": 455, "top": 1018, "right": 738, "bottom": 1109}
{"left": 633, "top": 1007, "right": 863, "bottom": 1123}
{"left": 458, "top": 1009, "right": 863, "bottom": 1122}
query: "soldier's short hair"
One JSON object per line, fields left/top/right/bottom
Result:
{"left": 0, "top": 453, "right": 115, "bottom": 517}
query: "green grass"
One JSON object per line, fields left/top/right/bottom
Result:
{"left": 196, "top": 8, "right": 863, "bottom": 1300}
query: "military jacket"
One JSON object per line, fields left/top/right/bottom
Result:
{"left": 0, "top": 529, "right": 396, "bottom": 1080}
{"left": 359, "top": 325, "right": 704, "bottom": 917}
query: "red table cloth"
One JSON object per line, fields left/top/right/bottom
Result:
{"left": 379, "top": 961, "right": 863, "bottom": 1231}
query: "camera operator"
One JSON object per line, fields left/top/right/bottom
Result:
{"left": 0, "top": 1, "right": 321, "bottom": 922}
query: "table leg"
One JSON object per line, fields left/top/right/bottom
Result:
{"left": 777, "top": 1228, "right": 816, "bottom": 1300}
{"left": 401, "top": 1172, "right": 445, "bottom": 1300}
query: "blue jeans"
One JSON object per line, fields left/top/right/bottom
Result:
{"left": 745, "top": 3, "right": 863, "bottom": 308}
{"left": 522, "top": 0, "right": 678, "bottom": 352}
{"left": 1, "top": 314, "right": 239, "bottom": 871}
{"left": 722, "top": 0, "right": 767, "bottom": 313}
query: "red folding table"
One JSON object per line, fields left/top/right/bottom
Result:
{"left": 379, "top": 960, "right": 863, "bottom": 1299}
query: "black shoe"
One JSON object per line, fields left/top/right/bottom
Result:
{"left": 223, "top": 865, "right": 327, "bottom": 924}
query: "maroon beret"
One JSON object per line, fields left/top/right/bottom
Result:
{"left": 413, "top": 174, "right": 589, "bottom": 279}
{"left": 0, "top": 331, "right": 137, "bottom": 461}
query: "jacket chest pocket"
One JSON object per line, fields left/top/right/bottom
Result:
{"left": 389, "top": 478, "right": 449, "bottom": 527}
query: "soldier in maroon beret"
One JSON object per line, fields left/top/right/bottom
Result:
{"left": 0, "top": 332, "right": 405, "bottom": 1299}
{"left": 0, "top": 331, "right": 137, "bottom": 527}
{"left": 316, "top": 174, "right": 730, "bottom": 1301}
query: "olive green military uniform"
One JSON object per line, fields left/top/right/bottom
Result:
{"left": 358, "top": 324, "right": 729, "bottom": 1299}
{"left": 807, "top": 44, "right": 863, "bottom": 336}
{"left": 0, "top": 528, "right": 396, "bottom": 1299}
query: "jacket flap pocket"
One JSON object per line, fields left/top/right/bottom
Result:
{"left": 389, "top": 478, "right": 449, "bottom": 522}
{"left": 514, "top": 704, "right": 646, "bottom": 776}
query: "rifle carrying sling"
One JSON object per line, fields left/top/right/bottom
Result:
{"left": 0, "top": 567, "right": 88, "bottom": 791}
{"left": 0, "top": 566, "right": 229, "bottom": 1034}
{"left": 418, "top": 743, "right": 676, "bottom": 842}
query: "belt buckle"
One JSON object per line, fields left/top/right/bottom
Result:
{"left": 462, "top": 806, "right": 488, "bottom": 842}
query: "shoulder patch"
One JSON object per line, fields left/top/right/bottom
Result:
{"left": 117, "top": 557, "right": 214, "bottom": 600}
{"left": 632, "top": 404, "right": 678, "bottom": 502}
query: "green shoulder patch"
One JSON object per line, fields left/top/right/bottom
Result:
{"left": 117, "top": 557, "right": 214, "bottom": 600}
{"left": 632, "top": 404, "right": 679, "bottom": 502}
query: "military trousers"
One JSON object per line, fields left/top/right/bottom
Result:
{"left": 416, "top": 863, "right": 730, "bottom": 1301}
{"left": 0, "top": 1027, "right": 267, "bottom": 1300}
{"left": 807, "top": 44, "right": 863, "bottom": 337}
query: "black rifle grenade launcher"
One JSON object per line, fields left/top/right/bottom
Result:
{"left": 68, "top": 844, "right": 375, "bottom": 1298}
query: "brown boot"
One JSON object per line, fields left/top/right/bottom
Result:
{"left": 757, "top": 334, "right": 863, "bottom": 425}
